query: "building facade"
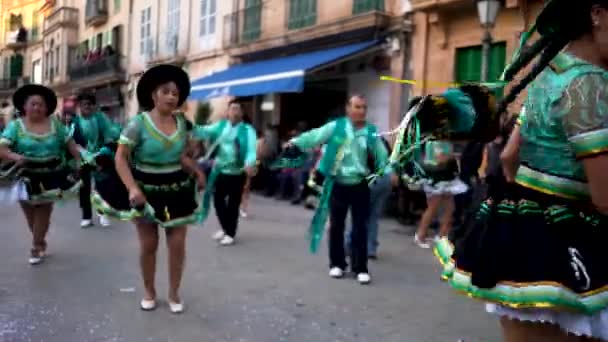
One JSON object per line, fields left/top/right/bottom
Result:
{"left": 409, "top": 0, "right": 543, "bottom": 108}
{"left": 210, "top": 0, "right": 410, "bottom": 133}
{"left": 0, "top": 0, "right": 46, "bottom": 115}
{"left": 126, "top": 0, "right": 233, "bottom": 119}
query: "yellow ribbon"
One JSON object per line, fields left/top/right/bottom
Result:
{"left": 380, "top": 76, "right": 459, "bottom": 88}
{"left": 380, "top": 76, "right": 507, "bottom": 89}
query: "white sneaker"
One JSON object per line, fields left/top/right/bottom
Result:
{"left": 219, "top": 235, "right": 235, "bottom": 246}
{"left": 240, "top": 209, "right": 248, "bottom": 218}
{"left": 329, "top": 267, "right": 344, "bottom": 278}
{"left": 414, "top": 234, "right": 431, "bottom": 249}
{"left": 140, "top": 299, "right": 156, "bottom": 311}
{"left": 357, "top": 273, "right": 372, "bottom": 285}
{"left": 212, "top": 230, "right": 225, "bottom": 241}
{"left": 169, "top": 301, "right": 184, "bottom": 314}
{"left": 80, "top": 219, "right": 93, "bottom": 228}
{"left": 99, "top": 215, "right": 111, "bottom": 227}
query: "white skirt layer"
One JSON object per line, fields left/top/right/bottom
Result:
{"left": 423, "top": 178, "right": 468, "bottom": 196}
{"left": 486, "top": 303, "right": 608, "bottom": 339}
{"left": 0, "top": 182, "right": 29, "bottom": 204}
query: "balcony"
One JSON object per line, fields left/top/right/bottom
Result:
{"left": 146, "top": 33, "right": 187, "bottom": 67}
{"left": 43, "top": 7, "right": 79, "bottom": 34}
{"left": 224, "top": 4, "right": 394, "bottom": 57}
{"left": 69, "top": 54, "right": 123, "bottom": 85}
{"left": 223, "top": 2, "right": 263, "bottom": 48}
{"left": 85, "top": 0, "right": 108, "bottom": 27}
{"left": 4, "top": 28, "right": 29, "bottom": 50}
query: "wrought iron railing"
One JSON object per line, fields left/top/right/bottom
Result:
{"left": 69, "top": 54, "right": 121, "bottom": 81}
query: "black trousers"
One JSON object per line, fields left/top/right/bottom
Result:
{"left": 329, "top": 182, "right": 370, "bottom": 274}
{"left": 213, "top": 173, "right": 247, "bottom": 238}
{"left": 79, "top": 168, "right": 93, "bottom": 220}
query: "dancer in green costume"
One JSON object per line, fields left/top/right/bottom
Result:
{"left": 191, "top": 100, "right": 257, "bottom": 246}
{"left": 286, "top": 95, "right": 394, "bottom": 285}
{"left": 0, "top": 84, "right": 82, "bottom": 265}
{"left": 92, "top": 64, "right": 205, "bottom": 314}
{"left": 71, "top": 92, "right": 121, "bottom": 228}
{"left": 397, "top": 1, "right": 608, "bottom": 339}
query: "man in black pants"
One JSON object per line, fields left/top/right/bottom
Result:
{"left": 192, "top": 101, "right": 257, "bottom": 246}
{"left": 288, "top": 95, "right": 395, "bottom": 284}
{"left": 72, "top": 93, "right": 120, "bottom": 228}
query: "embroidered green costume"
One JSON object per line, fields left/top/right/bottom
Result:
{"left": 289, "top": 117, "right": 390, "bottom": 252}
{"left": 435, "top": 53, "right": 608, "bottom": 314}
{"left": 92, "top": 112, "right": 200, "bottom": 228}
{"left": 0, "top": 117, "right": 81, "bottom": 203}
{"left": 191, "top": 119, "right": 257, "bottom": 223}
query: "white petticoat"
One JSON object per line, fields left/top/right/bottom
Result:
{"left": 0, "top": 182, "right": 29, "bottom": 204}
{"left": 423, "top": 178, "right": 468, "bottom": 196}
{"left": 486, "top": 303, "right": 608, "bottom": 339}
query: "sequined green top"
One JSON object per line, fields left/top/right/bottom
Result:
{"left": 516, "top": 53, "right": 608, "bottom": 200}
{"left": 118, "top": 112, "right": 189, "bottom": 174}
{"left": 0, "top": 117, "right": 71, "bottom": 163}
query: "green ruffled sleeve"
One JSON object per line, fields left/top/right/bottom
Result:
{"left": 118, "top": 115, "right": 142, "bottom": 148}
{"left": 560, "top": 73, "right": 608, "bottom": 159}
{"left": 0, "top": 120, "right": 18, "bottom": 146}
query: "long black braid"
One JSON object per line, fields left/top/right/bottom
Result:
{"left": 502, "top": 34, "right": 553, "bottom": 82}
{"left": 497, "top": 33, "right": 571, "bottom": 115}
{"left": 497, "top": 0, "right": 606, "bottom": 114}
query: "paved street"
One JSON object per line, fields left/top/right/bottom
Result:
{"left": 0, "top": 196, "right": 500, "bottom": 342}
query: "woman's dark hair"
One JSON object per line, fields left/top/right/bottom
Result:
{"left": 498, "top": 1, "right": 607, "bottom": 114}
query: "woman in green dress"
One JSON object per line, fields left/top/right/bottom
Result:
{"left": 426, "top": 1, "right": 608, "bottom": 340}
{"left": 0, "top": 84, "right": 82, "bottom": 265}
{"left": 93, "top": 64, "right": 205, "bottom": 314}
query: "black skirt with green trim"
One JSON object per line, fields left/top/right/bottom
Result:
{"left": 21, "top": 158, "right": 81, "bottom": 203}
{"left": 435, "top": 184, "right": 608, "bottom": 314}
{"left": 93, "top": 164, "right": 199, "bottom": 228}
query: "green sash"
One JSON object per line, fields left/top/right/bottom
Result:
{"left": 309, "top": 117, "right": 348, "bottom": 253}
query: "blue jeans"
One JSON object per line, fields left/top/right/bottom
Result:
{"left": 346, "top": 173, "right": 392, "bottom": 256}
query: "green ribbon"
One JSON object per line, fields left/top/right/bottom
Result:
{"left": 196, "top": 167, "right": 220, "bottom": 224}
{"left": 309, "top": 176, "right": 334, "bottom": 253}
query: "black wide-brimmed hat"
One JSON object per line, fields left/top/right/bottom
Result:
{"left": 136, "top": 64, "right": 191, "bottom": 111}
{"left": 12, "top": 84, "right": 58, "bottom": 116}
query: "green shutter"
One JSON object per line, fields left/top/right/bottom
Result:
{"left": 353, "top": 0, "right": 384, "bottom": 14}
{"left": 10, "top": 54, "right": 23, "bottom": 79}
{"left": 289, "top": 0, "right": 316, "bottom": 29}
{"left": 114, "top": 0, "right": 121, "bottom": 13}
{"left": 243, "top": 0, "right": 261, "bottom": 42}
{"left": 455, "top": 42, "right": 506, "bottom": 84}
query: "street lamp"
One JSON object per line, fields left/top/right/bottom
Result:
{"left": 476, "top": 0, "right": 501, "bottom": 82}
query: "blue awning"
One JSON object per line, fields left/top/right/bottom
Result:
{"left": 190, "top": 40, "right": 379, "bottom": 100}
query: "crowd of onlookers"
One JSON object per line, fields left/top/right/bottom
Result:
{"left": 73, "top": 45, "right": 117, "bottom": 68}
